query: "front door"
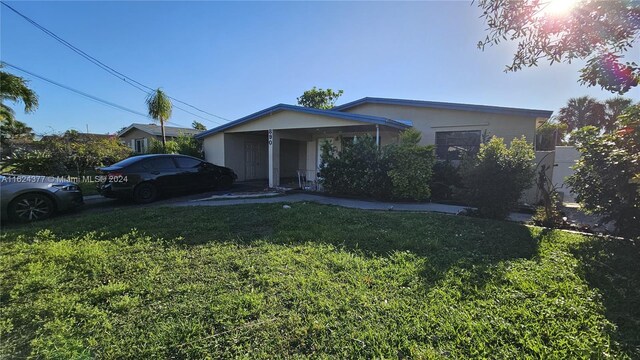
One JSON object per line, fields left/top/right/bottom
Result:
{"left": 245, "top": 142, "right": 260, "bottom": 180}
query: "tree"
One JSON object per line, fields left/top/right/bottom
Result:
{"left": 566, "top": 104, "right": 639, "bottom": 238}
{"left": 476, "top": 0, "right": 640, "bottom": 94}
{"left": 297, "top": 87, "right": 344, "bottom": 109}
{"left": 556, "top": 96, "right": 606, "bottom": 133}
{"left": 0, "top": 66, "right": 39, "bottom": 122}
{"left": 146, "top": 89, "right": 172, "bottom": 149}
{"left": 604, "top": 96, "right": 634, "bottom": 133}
{"left": 0, "top": 118, "right": 35, "bottom": 166}
{"left": 461, "top": 136, "right": 535, "bottom": 219}
{"left": 192, "top": 121, "right": 206, "bottom": 131}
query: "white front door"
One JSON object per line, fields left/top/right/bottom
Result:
{"left": 245, "top": 142, "right": 260, "bottom": 180}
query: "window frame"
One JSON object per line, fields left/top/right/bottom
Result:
{"left": 435, "top": 130, "right": 482, "bottom": 161}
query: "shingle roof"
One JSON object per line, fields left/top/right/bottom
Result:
{"left": 118, "top": 123, "right": 201, "bottom": 137}
{"left": 332, "top": 97, "right": 554, "bottom": 118}
{"left": 195, "top": 104, "right": 411, "bottom": 139}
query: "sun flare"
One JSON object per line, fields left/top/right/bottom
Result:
{"left": 544, "top": 0, "right": 580, "bottom": 16}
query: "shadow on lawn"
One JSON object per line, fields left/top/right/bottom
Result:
{"left": 571, "top": 236, "right": 640, "bottom": 357}
{"left": 1, "top": 203, "right": 541, "bottom": 293}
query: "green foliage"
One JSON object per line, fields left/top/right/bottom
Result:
{"left": 461, "top": 136, "right": 535, "bottom": 219}
{"left": 147, "top": 133, "right": 202, "bottom": 158}
{"left": 429, "top": 161, "right": 462, "bottom": 201}
{"left": 1, "top": 204, "right": 637, "bottom": 358}
{"left": 476, "top": 0, "right": 640, "bottom": 94}
{"left": 0, "top": 65, "right": 39, "bottom": 122}
{"left": 535, "top": 121, "right": 567, "bottom": 150}
{"left": 319, "top": 130, "right": 435, "bottom": 200}
{"left": 2, "top": 132, "right": 131, "bottom": 176}
{"left": 145, "top": 88, "right": 173, "bottom": 146}
{"left": 191, "top": 121, "right": 206, "bottom": 131}
{"left": 296, "top": 87, "right": 344, "bottom": 109}
{"left": 532, "top": 164, "right": 565, "bottom": 228}
{"left": 386, "top": 129, "right": 435, "bottom": 201}
{"left": 566, "top": 105, "right": 640, "bottom": 238}
{"left": 319, "top": 135, "right": 391, "bottom": 199}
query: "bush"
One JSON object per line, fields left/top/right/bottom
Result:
{"left": 461, "top": 136, "right": 535, "bottom": 219}
{"left": 429, "top": 161, "right": 462, "bottom": 201}
{"left": 386, "top": 129, "right": 435, "bottom": 201}
{"left": 147, "top": 133, "right": 202, "bottom": 158}
{"left": 566, "top": 105, "right": 640, "bottom": 238}
{"left": 319, "top": 129, "right": 435, "bottom": 201}
{"left": 319, "top": 135, "right": 391, "bottom": 199}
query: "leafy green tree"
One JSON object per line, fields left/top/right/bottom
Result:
{"left": 297, "top": 87, "right": 344, "bottom": 109}
{"left": 476, "top": 0, "right": 640, "bottom": 94}
{"left": 556, "top": 96, "right": 606, "bottom": 133}
{"left": 146, "top": 89, "right": 173, "bottom": 149}
{"left": 192, "top": 121, "right": 206, "bottom": 131}
{"left": 0, "top": 65, "right": 39, "bottom": 122}
{"left": 604, "top": 97, "right": 634, "bottom": 133}
{"left": 566, "top": 105, "right": 640, "bottom": 238}
{"left": 461, "top": 136, "right": 535, "bottom": 219}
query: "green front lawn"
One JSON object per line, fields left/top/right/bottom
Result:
{"left": 1, "top": 204, "right": 638, "bottom": 358}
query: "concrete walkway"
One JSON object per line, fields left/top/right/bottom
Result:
{"left": 173, "top": 193, "right": 533, "bottom": 223}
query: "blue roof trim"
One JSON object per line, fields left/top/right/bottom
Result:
{"left": 195, "top": 104, "right": 410, "bottom": 139}
{"left": 332, "top": 97, "right": 554, "bottom": 118}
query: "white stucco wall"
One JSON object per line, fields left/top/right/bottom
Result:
{"left": 553, "top": 146, "right": 580, "bottom": 203}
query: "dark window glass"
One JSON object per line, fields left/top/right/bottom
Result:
{"left": 175, "top": 156, "right": 201, "bottom": 168}
{"left": 144, "top": 157, "right": 177, "bottom": 170}
{"left": 435, "top": 131, "right": 481, "bottom": 161}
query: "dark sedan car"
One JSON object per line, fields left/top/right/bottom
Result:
{"left": 97, "top": 154, "right": 237, "bottom": 203}
{"left": 1, "top": 174, "right": 84, "bottom": 222}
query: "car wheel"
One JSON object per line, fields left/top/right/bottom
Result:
{"left": 133, "top": 182, "right": 158, "bottom": 204}
{"left": 217, "top": 175, "right": 233, "bottom": 190}
{"left": 9, "top": 193, "right": 55, "bottom": 222}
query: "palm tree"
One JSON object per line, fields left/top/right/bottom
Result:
{"left": 603, "top": 97, "right": 633, "bottom": 133}
{"left": 145, "top": 88, "right": 172, "bottom": 149}
{"left": 556, "top": 96, "right": 606, "bottom": 132}
{"left": 0, "top": 65, "right": 39, "bottom": 122}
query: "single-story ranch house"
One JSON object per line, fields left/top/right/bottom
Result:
{"left": 196, "top": 97, "right": 553, "bottom": 188}
{"left": 118, "top": 123, "right": 200, "bottom": 154}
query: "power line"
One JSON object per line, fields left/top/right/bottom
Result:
{"left": 2, "top": 61, "right": 191, "bottom": 128}
{"left": 1, "top": 1, "right": 230, "bottom": 125}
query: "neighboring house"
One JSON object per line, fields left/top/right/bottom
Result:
{"left": 196, "top": 97, "right": 553, "bottom": 188}
{"left": 118, "top": 123, "right": 201, "bottom": 154}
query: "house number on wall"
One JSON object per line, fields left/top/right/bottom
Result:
{"left": 268, "top": 129, "right": 273, "bottom": 145}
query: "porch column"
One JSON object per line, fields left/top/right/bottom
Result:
{"left": 268, "top": 129, "right": 280, "bottom": 188}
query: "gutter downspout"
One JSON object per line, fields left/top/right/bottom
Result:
{"left": 376, "top": 124, "right": 380, "bottom": 148}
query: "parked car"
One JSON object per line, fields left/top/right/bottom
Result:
{"left": 97, "top": 154, "right": 237, "bottom": 203}
{"left": 0, "top": 174, "right": 84, "bottom": 222}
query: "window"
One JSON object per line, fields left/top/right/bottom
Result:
{"left": 144, "top": 157, "right": 176, "bottom": 170}
{"left": 134, "top": 138, "right": 146, "bottom": 153}
{"left": 435, "top": 131, "right": 481, "bottom": 161}
{"left": 174, "top": 156, "right": 201, "bottom": 168}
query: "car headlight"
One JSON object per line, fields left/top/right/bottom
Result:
{"left": 52, "top": 184, "right": 79, "bottom": 192}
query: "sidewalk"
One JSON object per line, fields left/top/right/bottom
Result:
{"left": 173, "top": 193, "right": 533, "bottom": 223}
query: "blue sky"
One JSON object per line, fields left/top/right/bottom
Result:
{"left": 2, "top": 1, "right": 638, "bottom": 136}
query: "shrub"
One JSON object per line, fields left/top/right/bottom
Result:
{"left": 319, "top": 135, "right": 391, "bottom": 199}
{"left": 386, "top": 129, "right": 435, "bottom": 201}
{"left": 319, "top": 129, "right": 435, "bottom": 201}
{"left": 429, "top": 161, "right": 462, "bottom": 201}
{"left": 461, "top": 136, "right": 535, "bottom": 219}
{"left": 566, "top": 105, "right": 640, "bottom": 238}
{"left": 147, "top": 133, "right": 202, "bottom": 158}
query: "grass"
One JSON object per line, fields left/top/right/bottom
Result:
{"left": 77, "top": 182, "right": 99, "bottom": 196}
{"left": 1, "top": 203, "right": 638, "bottom": 358}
